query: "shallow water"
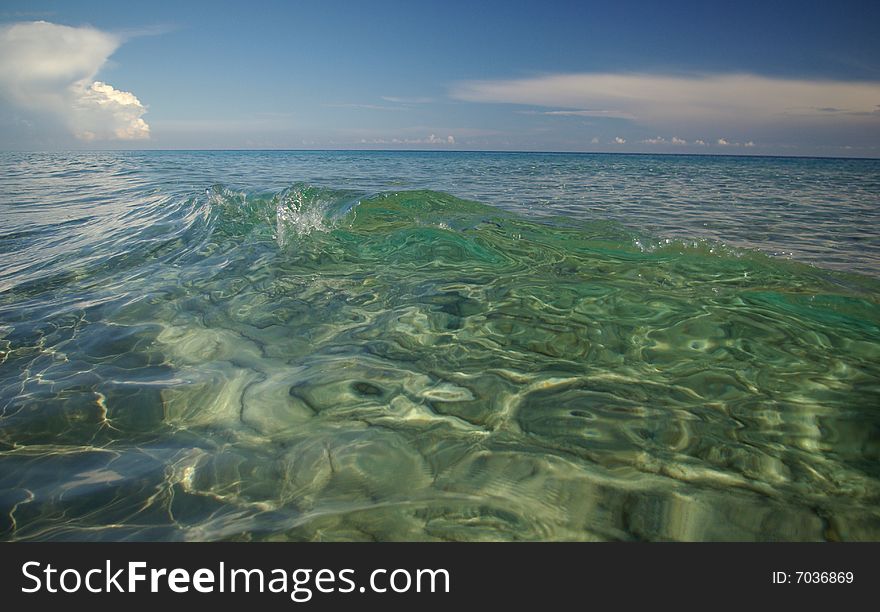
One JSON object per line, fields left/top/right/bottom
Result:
{"left": 1, "top": 151, "right": 879, "bottom": 541}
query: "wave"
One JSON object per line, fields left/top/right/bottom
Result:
{"left": 3, "top": 183, "right": 879, "bottom": 311}
{"left": 193, "top": 185, "right": 880, "bottom": 296}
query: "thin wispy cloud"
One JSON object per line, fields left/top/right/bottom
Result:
{"left": 518, "top": 109, "right": 636, "bottom": 119}
{"left": 115, "top": 23, "right": 178, "bottom": 39}
{"left": 326, "top": 103, "right": 410, "bottom": 112}
{"left": 0, "top": 21, "right": 150, "bottom": 140}
{"left": 451, "top": 72, "right": 880, "bottom": 136}
{"left": 381, "top": 96, "right": 433, "bottom": 104}
{"left": 0, "top": 10, "right": 56, "bottom": 19}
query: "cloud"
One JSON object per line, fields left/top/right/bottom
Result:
{"left": 641, "top": 135, "right": 688, "bottom": 145}
{"left": 359, "top": 133, "right": 456, "bottom": 145}
{"left": 425, "top": 133, "right": 455, "bottom": 144}
{"left": 381, "top": 96, "right": 433, "bottom": 104}
{"left": 590, "top": 136, "right": 600, "bottom": 144}
{"left": 713, "top": 138, "right": 758, "bottom": 147}
{"left": 693, "top": 139, "right": 706, "bottom": 145}
{"left": 74, "top": 81, "right": 149, "bottom": 140}
{"left": 451, "top": 72, "right": 880, "bottom": 133}
{"left": 614, "top": 136, "right": 626, "bottom": 144}
{"left": 518, "top": 108, "right": 636, "bottom": 119}
{"left": 0, "top": 21, "right": 149, "bottom": 140}
{"left": 327, "top": 103, "right": 409, "bottom": 112}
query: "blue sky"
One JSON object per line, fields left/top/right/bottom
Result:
{"left": 1, "top": 0, "right": 879, "bottom": 155}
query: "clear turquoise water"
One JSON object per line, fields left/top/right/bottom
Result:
{"left": 1, "top": 151, "right": 878, "bottom": 541}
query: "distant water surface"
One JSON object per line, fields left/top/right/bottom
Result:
{"left": 0, "top": 151, "right": 878, "bottom": 541}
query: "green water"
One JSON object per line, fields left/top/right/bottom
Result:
{"left": 1, "top": 153, "right": 879, "bottom": 541}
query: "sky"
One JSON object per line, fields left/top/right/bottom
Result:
{"left": 1, "top": 0, "right": 879, "bottom": 156}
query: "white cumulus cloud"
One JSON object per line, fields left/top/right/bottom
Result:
{"left": 0, "top": 21, "right": 149, "bottom": 141}
{"left": 642, "top": 135, "right": 689, "bottom": 145}
{"left": 360, "top": 133, "right": 456, "bottom": 145}
{"left": 614, "top": 136, "right": 626, "bottom": 144}
{"left": 426, "top": 133, "right": 455, "bottom": 144}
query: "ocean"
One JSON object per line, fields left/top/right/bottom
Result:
{"left": 0, "top": 150, "right": 878, "bottom": 541}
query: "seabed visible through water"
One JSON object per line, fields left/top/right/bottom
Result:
{"left": 1, "top": 151, "right": 878, "bottom": 541}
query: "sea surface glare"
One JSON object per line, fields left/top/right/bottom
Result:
{"left": 0, "top": 151, "right": 878, "bottom": 541}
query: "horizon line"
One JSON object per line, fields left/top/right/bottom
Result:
{"left": 2, "top": 148, "right": 879, "bottom": 161}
